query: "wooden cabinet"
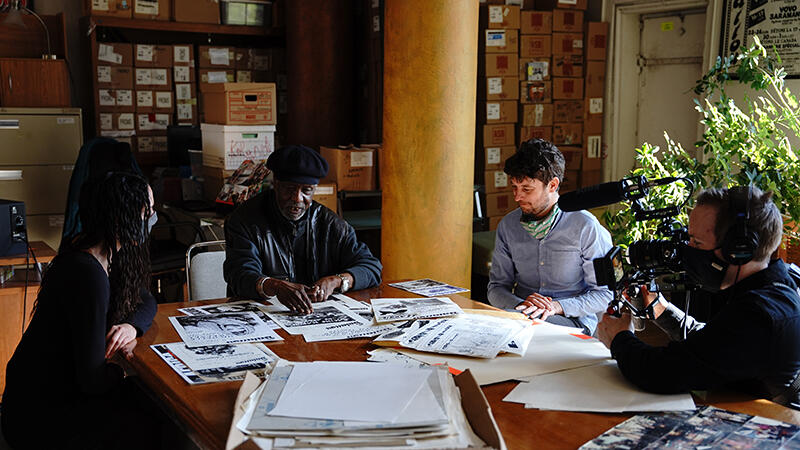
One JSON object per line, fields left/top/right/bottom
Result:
{"left": 0, "top": 59, "right": 70, "bottom": 107}
{"left": 0, "top": 242, "right": 57, "bottom": 399}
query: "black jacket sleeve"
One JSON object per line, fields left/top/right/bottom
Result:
{"left": 327, "top": 219, "right": 382, "bottom": 290}
{"left": 223, "top": 210, "right": 265, "bottom": 299}
{"left": 124, "top": 288, "right": 157, "bottom": 336}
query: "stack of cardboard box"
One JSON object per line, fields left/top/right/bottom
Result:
{"left": 479, "top": 4, "right": 521, "bottom": 230}
{"left": 134, "top": 44, "right": 174, "bottom": 153}
{"left": 96, "top": 43, "right": 135, "bottom": 148}
{"left": 582, "top": 21, "right": 609, "bottom": 188}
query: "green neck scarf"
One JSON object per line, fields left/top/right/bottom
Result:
{"left": 520, "top": 203, "right": 561, "bottom": 240}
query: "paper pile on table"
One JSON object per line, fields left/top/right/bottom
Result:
{"left": 236, "top": 361, "right": 494, "bottom": 449}
{"left": 388, "top": 279, "right": 470, "bottom": 297}
{"left": 178, "top": 300, "right": 280, "bottom": 329}
{"left": 504, "top": 360, "right": 696, "bottom": 412}
{"left": 151, "top": 342, "right": 279, "bottom": 385}
{"left": 169, "top": 311, "right": 283, "bottom": 347}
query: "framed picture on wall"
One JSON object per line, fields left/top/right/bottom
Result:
{"left": 720, "top": 0, "right": 800, "bottom": 77}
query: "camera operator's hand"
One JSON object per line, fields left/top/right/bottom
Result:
{"left": 264, "top": 279, "right": 314, "bottom": 314}
{"left": 597, "top": 312, "right": 634, "bottom": 349}
{"left": 516, "top": 293, "right": 563, "bottom": 320}
{"left": 622, "top": 285, "right": 665, "bottom": 319}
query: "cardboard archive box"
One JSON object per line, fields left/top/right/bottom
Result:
{"left": 585, "top": 60, "right": 606, "bottom": 99}
{"left": 554, "top": 100, "right": 583, "bottom": 123}
{"left": 519, "top": 35, "right": 551, "bottom": 58}
{"left": 586, "top": 22, "right": 609, "bottom": 61}
{"left": 85, "top": 0, "right": 132, "bottom": 18}
{"left": 580, "top": 169, "right": 603, "bottom": 187}
{"left": 560, "top": 146, "right": 582, "bottom": 171}
{"left": 520, "top": 104, "right": 554, "bottom": 127}
{"left": 134, "top": 44, "right": 173, "bottom": 67}
{"left": 135, "top": 135, "right": 168, "bottom": 153}
{"left": 198, "top": 46, "right": 236, "bottom": 69}
{"left": 175, "top": 83, "right": 198, "bottom": 125}
{"left": 320, "top": 146, "right": 378, "bottom": 191}
{"left": 199, "top": 69, "right": 236, "bottom": 90}
{"left": 553, "top": 123, "right": 583, "bottom": 146}
{"left": 133, "top": 0, "right": 171, "bottom": 20}
{"left": 553, "top": 9, "right": 584, "bottom": 33}
{"left": 98, "top": 112, "right": 135, "bottom": 132}
{"left": 520, "top": 11, "right": 551, "bottom": 34}
{"left": 482, "top": 124, "right": 515, "bottom": 147}
{"left": 172, "top": 0, "right": 220, "bottom": 23}
{"left": 97, "top": 89, "right": 134, "bottom": 112}
{"left": 201, "top": 124, "right": 276, "bottom": 170}
{"left": 552, "top": 33, "right": 584, "bottom": 57}
{"left": 136, "top": 113, "right": 171, "bottom": 133}
{"left": 482, "top": 101, "right": 518, "bottom": 124}
{"left": 173, "top": 45, "right": 195, "bottom": 66}
{"left": 202, "top": 83, "right": 276, "bottom": 125}
{"left": 553, "top": 77, "right": 583, "bottom": 100}
{"left": 483, "top": 54, "right": 518, "bottom": 77}
{"left": 519, "top": 58, "right": 550, "bottom": 81}
{"left": 485, "top": 191, "right": 516, "bottom": 217}
{"left": 561, "top": 169, "right": 579, "bottom": 192}
{"left": 485, "top": 169, "right": 512, "bottom": 194}
{"left": 583, "top": 134, "right": 602, "bottom": 171}
{"left": 173, "top": 66, "right": 195, "bottom": 83}
{"left": 480, "top": 76, "right": 520, "bottom": 101}
{"left": 481, "top": 146, "right": 516, "bottom": 171}
{"left": 96, "top": 66, "right": 133, "bottom": 90}
{"left": 519, "top": 126, "right": 552, "bottom": 142}
{"left": 314, "top": 183, "right": 338, "bottom": 214}
{"left": 484, "top": 29, "right": 519, "bottom": 54}
{"left": 552, "top": 55, "right": 583, "bottom": 77}
{"left": 96, "top": 43, "right": 133, "bottom": 66}
{"left": 520, "top": 81, "right": 552, "bottom": 103}
{"left": 136, "top": 90, "right": 173, "bottom": 113}
{"left": 134, "top": 67, "right": 172, "bottom": 91}
{"left": 482, "top": 4, "right": 520, "bottom": 29}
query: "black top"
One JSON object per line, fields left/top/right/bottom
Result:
{"left": 3, "top": 250, "right": 155, "bottom": 414}
{"left": 611, "top": 260, "right": 800, "bottom": 406}
{"left": 223, "top": 190, "right": 382, "bottom": 298}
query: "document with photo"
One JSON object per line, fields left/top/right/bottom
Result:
{"left": 389, "top": 279, "right": 469, "bottom": 297}
{"left": 301, "top": 321, "right": 398, "bottom": 343}
{"left": 371, "top": 297, "right": 463, "bottom": 323}
{"left": 178, "top": 300, "right": 279, "bottom": 329}
{"left": 169, "top": 311, "right": 283, "bottom": 347}
{"left": 151, "top": 343, "right": 275, "bottom": 385}
{"left": 265, "top": 300, "right": 369, "bottom": 335}
{"left": 163, "top": 342, "right": 275, "bottom": 372}
{"left": 330, "top": 293, "right": 372, "bottom": 312}
{"left": 400, "top": 315, "right": 524, "bottom": 359}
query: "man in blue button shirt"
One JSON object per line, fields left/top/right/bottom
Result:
{"left": 488, "top": 139, "right": 613, "bottom": 335}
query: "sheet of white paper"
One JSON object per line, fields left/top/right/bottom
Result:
{"left": 330, "top": 293, "right": 371, "bottom": 312}
{"left": 371, "top": 297, "right": 463, "bottom": 323}
{"left": 505, "top": 360, "right": 696, "bottom": 413}
{"left": 396, "top": 320, "right": 611, "bottom": 385}
{"left": 267, "top": 362, "right": 435, "bottom": 423}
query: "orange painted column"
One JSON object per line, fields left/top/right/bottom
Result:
{"left": 381, "top": 0, "right": 479, "bottom": 289}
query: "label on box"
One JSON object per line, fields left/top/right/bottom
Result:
{"left": 156, "top": 91, "right": 172, "bottom": 108}
{"left": 527, "top": 61, "right": 549, "bottom": 81}
{"left": 152, "top": 68, "right": 168, "bottom": 85}
{"left": 207, "top": 71, "right": 228, "bottom": 83}
{"left": 209, "top": 48, "right": 230, "bottom": 66}
{"left": 175, "top": 83, "right": 192, "bottom": 100}
{"left": 57, "top": 117, "right": 75, "bottom": 125}
{"left": 487, "top": 103, "right": 500, "bottom": 120}
{"left": 489, "top": 5, "right": 503, "bottom": 23}
{"left": 116, "top": 90, "right": 133, "bottom": 106}
{"left": 371, "top": 0, "right": 379, "bottom": 8}
{"left": 486, "top": 147, "right": 501, "bottom": 165}
{"left": 137, "top": 45, "right": 154, "bottom": 62}
{"left": 98, "top": 44, "right": 122, "bottom": 64}
{"left": 93, "top": 0, "right": 110, "bottom": 11}
{"left": 135, "top": 0, "right": 159, "bottom": 15}
{"left": 494, "top": 171, "right": 509, "bottom": 188}
{"left": 573, "top": 39, "right": 584, "bottom": 49}
{"left": 118, "top": 113, "right": 135, "bottom": 130}
{"left": 177, "top": 103, "right": 193, "bottom": 120}
{"left": 488, "top": 77, "right": 503, "bottom": 94}
{"left": 174, "top": 66, "right": 191, "bottom": 83}
{"left": 174, "top": 46, "right": 191, "bottom": 64}
{"left": 137, "top": 91, "right": 153, "bottom": 107}
{"left": 350, "top": 151, "right": 374, "bottom": 168}
{"left": 372, "top": 15, "right": 380, "bottom": 32}
{"left": 587, "top": 136, "right": 601, "bottom": 158}
{"left": 486, "top": 30, "right": 506, "bottom": 47}
{"left": 237, "top": 70, "right": 252, "bottom": 82}
{"left": 253, "top": 55, "right": 270, "bottom": 71}
{"left": 138, "top": 136, "right": 153, "bottom": 152}
{"left": 534, "top": 104, "right": 545, "bottom": 126}
{"left": 100, "top": 113, "right": 112, "bottom": 129}
{"left": 317, "top": 186, "right": 335, "bottom": 195}
{"left": 559, "top": 0, "right": 578, "bottom": 4}
{"left": 97, "top": 66, "right": 112, "bottom": 83}
{"left": 99, "top": 89, "right": 115, "bottom": 106}
{"left": 589, "top": 98, "right": 603, "bottom": 114}
{"left": 136, "top": 68, "right": 152, "bottom": 85}
{"left": 48, "top": 215, "right": 65, "bottom": 228}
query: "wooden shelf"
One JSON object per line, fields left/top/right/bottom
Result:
{"left": 88, "top": 15, "right": 283, "bottom": 37}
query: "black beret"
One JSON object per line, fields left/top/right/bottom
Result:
{"left": 267, "top": 145, "right": 329, "bottom": 184}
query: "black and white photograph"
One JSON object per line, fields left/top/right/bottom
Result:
{"left": 265, "top": 300, "right": 369, "bottom": 335}
{"left": 178, "top": 300, "right": 279, "bottom": 329}
{"left": 371, "top": 297, "right": 463, "bottom": 323}
{"left": 151, "top": 344, "right": 271, "bottom": 385}
{"left": 162, "top": 342, "right": 276, "bottom": 373}
{"left": 388, "top": 279, "right": 469, "bottom": 297}
{"left": 169, "top": 311, "right": 283, "bottom": 347}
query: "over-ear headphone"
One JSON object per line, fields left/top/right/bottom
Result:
{"left": 720, "top": 186, "right": 759, "bottom": 265}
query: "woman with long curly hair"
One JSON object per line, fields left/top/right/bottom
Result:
{"left": 1, "top": 172, "right": 159, "bottom": 449}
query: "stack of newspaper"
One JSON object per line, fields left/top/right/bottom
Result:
{"left": 236, "top": 361, "right": 491, "bottom": 449}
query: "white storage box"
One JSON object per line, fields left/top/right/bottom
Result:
{"left": 201, "top": 123, "right": 275, "bottom": 170}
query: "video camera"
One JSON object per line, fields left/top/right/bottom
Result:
{"left": 578, "top": 175, "right": 695, "bottom": 320}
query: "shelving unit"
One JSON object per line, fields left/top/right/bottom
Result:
{"left": 87, "top": 16, "right": 283, "bottom": 37}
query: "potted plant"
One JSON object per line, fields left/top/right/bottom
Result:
{"left": 603, "top": 37, "right": 800, "bottom": 261}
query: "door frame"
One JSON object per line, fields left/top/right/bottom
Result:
{"left": 601, "top": 0, "right": 720, "bottom": 182}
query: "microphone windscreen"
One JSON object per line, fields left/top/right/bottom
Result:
{"left": 558, "top": 181, "right": 626, "bottom": 211}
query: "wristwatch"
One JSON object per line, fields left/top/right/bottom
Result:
{"left": 337, "top": 273, "right": 351, "bottom": 293}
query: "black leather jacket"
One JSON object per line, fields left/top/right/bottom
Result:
{"left": 223, "top": 189, "right": 382, "bottom": 299}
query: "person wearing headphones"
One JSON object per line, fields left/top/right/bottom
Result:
{"left": 597, "top": 186, "right": 800, "bottom": 409}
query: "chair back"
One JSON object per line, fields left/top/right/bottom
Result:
{"left": 185, "top": 240, "right": 226, "bottom": 301}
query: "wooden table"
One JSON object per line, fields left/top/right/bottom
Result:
{"left": 129, "top": 284, "right": 800, "bottom": 450}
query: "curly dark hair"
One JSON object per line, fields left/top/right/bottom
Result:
{"left": 503, "top": 139, "right": 565, "bottom": 186}
{"left": 66, "top": 172, "right": 152, "bottom": 325}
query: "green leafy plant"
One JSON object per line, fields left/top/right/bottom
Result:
{"left": 604, "top": 37, "right": 800, "bottom": 248}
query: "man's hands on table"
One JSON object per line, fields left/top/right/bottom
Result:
{"left": 264, "top": 276, "right": 348, "bottom": 314}
{"left": 515, "top": 292, "right": 563, "bottom": 320}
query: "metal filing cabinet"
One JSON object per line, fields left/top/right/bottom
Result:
{"left": 0, "top": 108, "right": 82, "bottom": 251}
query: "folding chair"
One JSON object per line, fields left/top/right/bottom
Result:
{"left": 185, "top": 240, "right": 226, "bottom": 301}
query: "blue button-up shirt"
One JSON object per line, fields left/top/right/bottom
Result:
{"left": 488, "top": 208, "right": 613, "bottom": 335}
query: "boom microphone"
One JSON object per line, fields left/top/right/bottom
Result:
{"left": 558, "top": 176, "right": 677, "bottom": 212}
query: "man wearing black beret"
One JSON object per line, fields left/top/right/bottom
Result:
{"left": 223, "top": 145, "right": 382, "bottom": 313}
